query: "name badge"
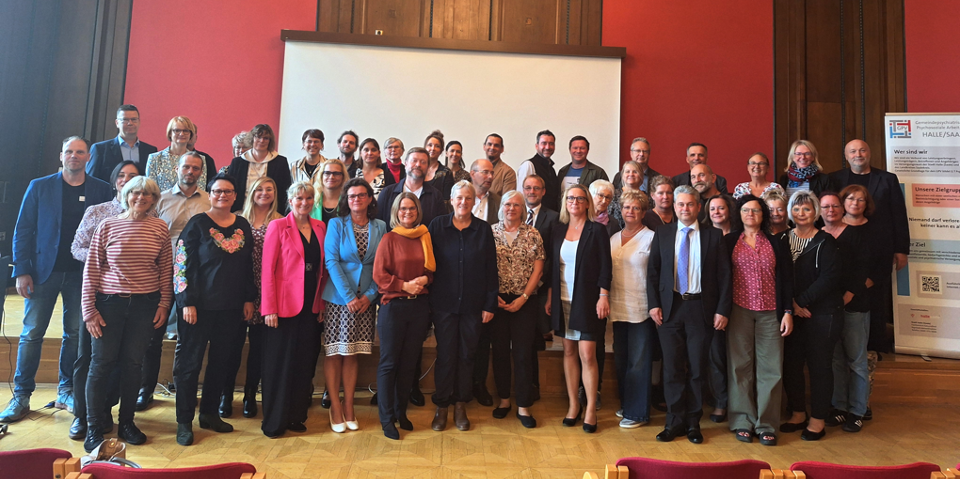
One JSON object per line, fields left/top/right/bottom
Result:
{"left": 79, "top": 196, "right": 86, "bottom": 202}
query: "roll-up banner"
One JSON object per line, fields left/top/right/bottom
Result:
{"left": 886, "top": 112, "right": 960, "bottom": 359}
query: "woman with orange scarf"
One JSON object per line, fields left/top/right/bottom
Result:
{"left": 372, "top": 192, "right": 435, "bottom": 440}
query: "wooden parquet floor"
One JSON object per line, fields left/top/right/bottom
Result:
{"left": 1, "top": 384, "right": 958, "bottom": 478}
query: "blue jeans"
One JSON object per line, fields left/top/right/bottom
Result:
{"left": 14, "top": 271, "right": 82, "bottom": 397}
{"left": 832, "top": 310, "right": 870, "bottom": 416}
{"left": 613, "top": 320, "right": 655, "bottom": 422}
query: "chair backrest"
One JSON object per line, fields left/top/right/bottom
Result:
{"left": 616, "top": 457, "right": 771, "bottom": 479}
{"left": 0, "top": 447, "right": 72, "bottom": 479}
{"left": 790, "top": 461, "right": 942, "bottom": 479}
{"left": 81, "top": 462, "right": 256, "bottom": 479}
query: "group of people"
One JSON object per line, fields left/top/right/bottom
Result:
{"left": 5, "top": 104, "right": 909, "bottom": 452}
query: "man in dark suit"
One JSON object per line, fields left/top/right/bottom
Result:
{"left": 671, "top": 143, "right": 728, "bottom": 195}
{"left": 647, "top": 185, "right": 732, "bottom": 444}
{"left": 376, "top": 147, "right": 445, "bottom": 226}
{"left": 86, "top": 105, "right": 158, "bottom": 181}
{"left": 830, "top": 139, "right": 909, "bottom": 353}
{"left": 469, "top": 159, "right": 501, "bottom": 225}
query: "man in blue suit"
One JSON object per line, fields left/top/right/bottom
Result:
{"left": 3, "top": 136, "right": 113, "bottom": 423}
{"left": 86, "top": 105, "right": 158, "bottom": 182}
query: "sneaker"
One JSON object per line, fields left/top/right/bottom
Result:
{"left": 825, "top": 409, "right": 847, "bottom": 427}
{"left": 55, "top": 390, "right": 75, "bottom": 414}
{"left": 0, "top": 396, "right": 30, "bottom": 423}
{"left": 619, "top": 418, "right": 646, "bottom": 429}
{"left": 842, "top": 415, "right": 863, "bottom": 433}
{"left": 616, "top": 409, "right": 624, "bottom": 418}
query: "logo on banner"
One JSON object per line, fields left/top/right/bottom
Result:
{"left": 889, "top": 119, "right": 912, "bottom": 139}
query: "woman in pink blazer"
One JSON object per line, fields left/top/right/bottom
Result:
{"left": 260, "top": 180, "right": 327, "bottom": 438}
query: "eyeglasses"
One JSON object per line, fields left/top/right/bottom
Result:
{"left": 211, "top": 189, "right": 236, "bottom": 196}
{"left": 347, "top": 193, "right": 369, "bottom": 201}
{"left": 630, "top": 149, "right": 650, "bottom": 154}
{"left": 129, "top": 191, "right": 151, "bottom": 197}
{"left": 741, "top": 207, "right": 762, "bottom": 214}
{"left": 171, "top": 129, "right": 191, "bottom": 135}
{"left": 595, "top": 194, "right": 613, "bottom": 201}
{"left": 822, "top": 204, "right": 843, "bottom": 209}
{"left": 473, "top": 170, "right": 494, "bottom": 176}
{"left": 386, "top": 145, "right": 403, "bottom": 150}
{"left": 794, "top": 152, "right": 813, "bottom": 157}
{"left": 566, "top": 196, "right": 588, "bottom": 203}
{"left": 845, "top": 197, "right": 866, "bottom": 203}
{"left": 322, "top": 171, "right": 344, "bottom": 177}
{"left": 523, "top": 186, "right": 544, "bottom": 192}
{"left": 399, "top": 207, "right": 418, "bottom": 213}
{"left": 747, "top": 162, "right": 767, "bottom": 167}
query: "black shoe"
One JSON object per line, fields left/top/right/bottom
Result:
{"left": 83, "top": 428, "right": 105, "bottom": 453}
{"left": 583, "top": 421, "right": 597, "bottom": 433}
{"left": 242, "top": 391, "right": 258, "bottom": 418}
{"left": 68, "top": 417, "right": 87, "bottom": 440}
{"left": 842, "top": 415, "right": 864, "bottom": 433}
{"left": 656, "top": 427, "right": 682, "bottom": 442}
{"left": 734, "top": 429, "right": 753, "bottom": 443}
{"left": 780, "top": 419, "right": 809, "bottom": 433}
{"left": 474, "top": 385, "right": 493, "bottom": 407}
{"left": 492, "top": 404, "right": 511, "bottom": 419}
{"left": 709, "top": 411, "right": 727, "bottom": 423}
{"left": 863, "top": 406, "right": 873, "bottom": 420}
{"left": 288, "top": 422, "right": 307, "bottom": 432}
{"left": 370, "top": 392, "right": 378, "bottom": 405}
{"left": 517, "top": 411, "right": 537, "bottom": 428}
{"left": 801, "top": 427, "right": 826, "bottom": 441}
{"left": 135, "top": 390, "right": 153, "bottom": 412}
{"left": 383, "top": 422, "right": 400, "bottom": 440}
{"left": 397, "top": 415, "right": 413, "bottom": 431}
{"left": 177, "top": 423, "right": 194, "bottom": 446}
{"left": 758, "top": 432, "right": 778, "bottom": 446}
{"left": 825, "top": 409, "right": 847, "bottom": 427}
{"left": 117, "top": 420, "right": 147, "bottom": 445}
{"left": 101, "top": 415, "right": 114, "bottom": 435}
{"left": 219, "top": 393, "right": 233, "bottom": 418}
{"left": 562, "top": 406, "right": 583, "bottom": 427}
{"left": 199, "top": 413, "right": 234, "bottom": 433}
{"left": 321, "top": 389, "right": 332, "bottom": 409}
{"left": 409, "top": 386, "right": 426, "bottom": 407}
{"left": 687, "top": 428, "right": 704, "bottom": 444}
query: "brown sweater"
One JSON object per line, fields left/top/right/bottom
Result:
{"left": 372, "top": 231, "right": 434, "bottom": 303}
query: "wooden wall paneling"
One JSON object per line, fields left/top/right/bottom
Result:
{"left": 580, "top": 0, "right": 602, "bottom": 46}
{"left": 316, "top": 0, "right": 338, "bottom": 32}
{"left": 772, "top": 0, "right": 791, "bottom": 173}
{"left": 361, "top": 0, "right": 425, "bottom": 38}
{"left": 842, "top": 0, "right": 861, "bottom": 157}
{"left": 500, "top": 0, "right": 561, "bottom": 45}
{"left": 338, "top": 0, "right": 356, "bottom": 33}
{"left": 489, "top": 0, "right": 504, "bottom": 41}
{"left": 88, "top": 0, "right": 133, "bottom": 145}
{"left": 566, "top": 0, "right": 582, "bottom": 45}
{"left": 438, "top": 0, "right": 489, "bottom": 41}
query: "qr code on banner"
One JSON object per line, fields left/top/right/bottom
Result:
{"left": 921, "top": 275, "right": 941, "bottom": 294}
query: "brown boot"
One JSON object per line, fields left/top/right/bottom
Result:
{"left": 454, "top": 402, "right": 470, "bottom": 431}
{"left": 431, "top": 407, "right": 448, "bottom": 431}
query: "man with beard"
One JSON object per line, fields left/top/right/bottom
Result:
{"left": 482, "top": 134, "right": 517, "bottom": 197}
{"left": 377, "top": 147, "right": 445, "bottom": 226}
{"left": 690, "top": 164, "right": 721, "bottom": 222}
{"left": 672, "top": 143, "right": 728, "bottom": 195}
{"left": 337, "top": 130, "right": 360, "bottom": 177}
{"left": 516, "top": 131, "right": 560, "bottom": 211}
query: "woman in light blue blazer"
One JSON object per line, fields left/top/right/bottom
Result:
{"left": 321, "top": 178, "right": 387, "bottom": 432}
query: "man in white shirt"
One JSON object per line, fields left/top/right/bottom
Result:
{"left": 470, "top": 159, "right": 499, "bottom": 224}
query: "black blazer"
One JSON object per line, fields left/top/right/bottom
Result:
{"left": 533, "top": 207, "right": 560, "bottom": 295}
{"left": 376, "top": 182, "right": 446, "bottom": 227}
{"left": 550, "top": 220, "right": 612, "bottom": 335}
{"left": 86, "top": 137, "right": 158, "bottom": 182}
{"left": 792, "top": 229, "right": 843, "bottom": 315}
{"left": 777, "top": 172, "right": 835, "bottom": 198}
{"left": 225, "top": 155, "right": 292, "bottom": 213}
{"left": 723, "top": 230, "right": 793, "bottom": 320}
{"left": 829, "top": 168, "right": 910, "bottom": 258}
{"left": 479, "top": 191, "right": 501, "bottom": 224}
{"left": 647, "top": 221, "right": 733, "bottom": 322}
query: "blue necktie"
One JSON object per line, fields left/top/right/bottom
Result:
{"left": 678, "top": 226, "right": 692, "bottom": 295}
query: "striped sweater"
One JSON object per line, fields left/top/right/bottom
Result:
{"left": 81, "top": 216, "right": 173, "bottom": 321}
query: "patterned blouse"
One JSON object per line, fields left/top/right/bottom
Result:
{"left": 249, "top": 223, "right": 269, "bottom": 325}
{"left": 71, "top": 198, "right": 124, "bottom": 262}
{"left": 733, "top": 181, "right": 785, "bottom": 200}
{"left": 452, "top": 167, "right": 471, "bottom": 184}
{"left": 731, "top": 232, "right": 777, "bottom": 311}
{"left": 492, "top": 222, "right": 545, "bottom": 295}
{"left": 146, "top": 147, "right": 210, "bottom": 192}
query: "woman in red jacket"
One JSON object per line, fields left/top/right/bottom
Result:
{"left": 260, "top": 180, "right": 327, "bottom": 438}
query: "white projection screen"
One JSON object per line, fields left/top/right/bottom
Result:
{"left": 278, "top": 40, "right": 622, "bottom": 181}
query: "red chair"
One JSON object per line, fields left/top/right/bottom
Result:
{"left": 81, "top": 462, "right": 257, "bottom": 479}
{"left": 790, "top": 461, "right": 942, "bottom": 479}
{"left": 0, "top": 447, "right": 72, "bottom": 479}
{"left": 616, "top": 457, "right": 771, "bottom": 479}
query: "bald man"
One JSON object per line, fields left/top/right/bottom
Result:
{"left": 672, "top": 143, "right": 728, "bottom": 195}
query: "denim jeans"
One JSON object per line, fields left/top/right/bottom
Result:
{"left": 832, "top": 310, "right": 870, "bottom": 416}
{"left": 612, "top": 320, "right": 655, "bottom": 422}
{"left": 86, "top": 292, "right": 161, "bottom": 427}
{"left": 14, "top": 271, "right": 82, "bottom": 397}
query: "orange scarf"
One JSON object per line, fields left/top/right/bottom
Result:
{"left": 392, "top": 225, "right": 436, "bottom": 272}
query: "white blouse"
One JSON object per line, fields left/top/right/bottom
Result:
{"left": 609, "top": 227, "right": 655, "bottom": 322}
{"left": 559, "top": 239, "right": 579, "bottom": 302}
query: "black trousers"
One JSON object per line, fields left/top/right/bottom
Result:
{"left": 657, "top": 296, "right": 710, "bottom": 430}
{"left": 784, "top": 310, "right": 842, "bottom": 420}
{"left": 377, "top": 297, "right": 430, "bottom": 424}
{"left": 473, "top": 322, "right": 492, "bottom": 389}
{"left": 869, "top": 257, "right": 894, "bottom": 352}
{"left": 530, "top": 294, "right": 550, "bottom": 389}
{"left": 261, "top": 310, "right": 322, "bottom": 435}
{"left": 432, "top": 310, "right": 482, "bottom": 408}
{"left": 173, "top": 309, "right": 245, "bottom": 424}
{"left": 222, "top": 322, "right": 266, "bottom": 399}
{"left": 706, "top": 328, "right": 728, "bottom": 409}
{"left": 74, "top": 319, "right": 120, "bottom": 421}
{"left": 87, "top": 292, "right": 160, "bottom": 428}
{"left": 490, "top": 294, "right": 537, "bottom": 408}
{"left": 138, "top": 307, "right": 174, "bottom": 394}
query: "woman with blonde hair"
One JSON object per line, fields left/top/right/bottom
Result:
{"left": 146, "top": 116, "right": 210, "bottom": 192}
{"left": 311, "top": 158, "right": 347, "bottom": 224}
{"left": 219, "top": 176, "right": 284, "bottom": 419}
{"left": 777, "top": 140, "right": 834, "bottom": 199}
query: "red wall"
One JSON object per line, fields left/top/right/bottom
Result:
{"left": 904, "top": 0, "right": 960, "bottom": 113}
{"left": 603, "top": 0, "right": 774, "bottom": 185}
{"left": 125, "top": 0, "right": 316, "bottom": 167}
